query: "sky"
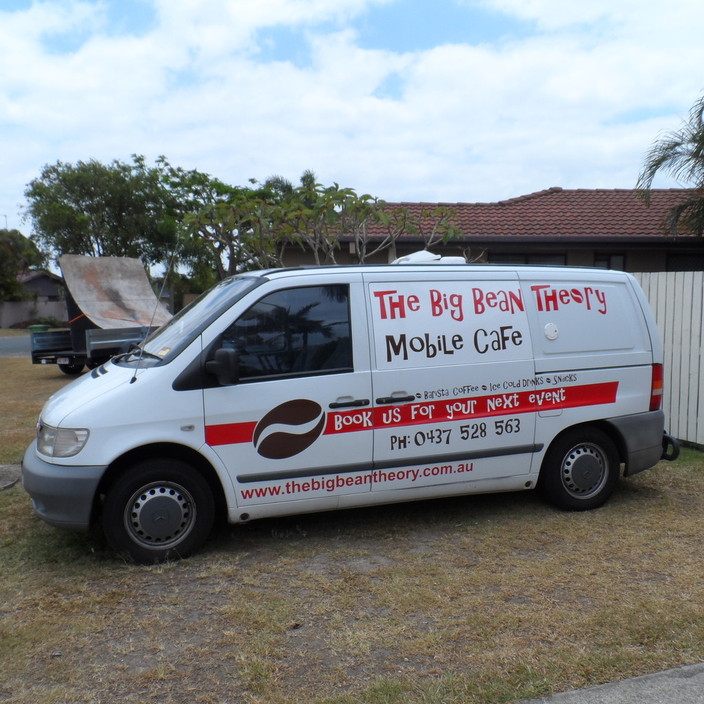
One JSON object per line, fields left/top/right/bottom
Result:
{"left": 1, "top": 0, "right": 703, "bottom": 233}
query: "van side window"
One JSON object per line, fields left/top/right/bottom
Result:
{"left": 222, "top": 284, "right": 353, "bottom": 380}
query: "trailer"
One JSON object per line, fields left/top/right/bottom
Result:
{"left": 31, "top": 255, "right": 172, "bottom": 375}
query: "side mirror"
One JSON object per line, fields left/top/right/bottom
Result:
{"left": 205, "top": 348, "right": 240, "bottom": 386}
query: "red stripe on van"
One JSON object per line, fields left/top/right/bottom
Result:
{"left": 205, "top": 382, "right": 619, "bottom": 447}
{"left": 363, "top": 381, "right": 619, "bottom": 432}
{"left": 205, "top": 421, "right": 257, "bottom": 447}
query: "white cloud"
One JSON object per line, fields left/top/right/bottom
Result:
{"left": 478, "top": 0, "right": 701, "bottom": 37}
{"left": 148, "top": 0, "right": 395, "bottom": 60}
{"left": 1, "top": 0, "right": 702, "bottom": 232}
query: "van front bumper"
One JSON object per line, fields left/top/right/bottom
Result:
{"left": 21, "top": 443, "right": 106, "bottom": 532}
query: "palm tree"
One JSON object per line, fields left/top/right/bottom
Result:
{"left": 637, "top": 94, "right": 704, "bottom": 235}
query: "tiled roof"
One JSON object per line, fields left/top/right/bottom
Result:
{"left": 371, "top": 188, "right": 699, "bottom": 242}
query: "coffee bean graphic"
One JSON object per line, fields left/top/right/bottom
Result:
{"left": 253, "top": 399, "right": 326, "bottom": 459}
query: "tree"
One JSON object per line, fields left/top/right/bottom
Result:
{"left": 275, "top": 171, "right": 464, "bottom": 265}
{"left": 183, "top": 169, "right": 465, "bottom": 274}
{"left": 278, "top": 172, "right": 370, "bottom": 265}
{"left": 0, "top": 229, "right": 44, "bottom": 301}
{"left": 637, "top": 94, "right": 704, "bottom": 235}
{"left": 23, "top": 156, "right": 465, "bottom": 288}
{"left": 155, "top": 160, "right": 242, "bottom": 287}
{"left": 24, "top": 156, "right": 179, "bottom": 265}
{"left": 181, "top": 180, "right": 289, "bottom": 278}
{"left": 356, "top": 203, "right": 462, "bottom": 264}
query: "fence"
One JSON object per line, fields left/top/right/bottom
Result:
{"left": 632, "top": 271, "right": 703, "bottom": 445}
{"left": 0, "top": 300, "right": 66, "bottom": 328}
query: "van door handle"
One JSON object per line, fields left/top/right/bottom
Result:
{"left": 375, "top": 394, "right": 415, "bottom": 404}
{"left": 329, "top": 398, "right": 371, "bottom": 409}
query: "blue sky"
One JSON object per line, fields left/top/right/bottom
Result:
{"left": 1, "top": 0, "right": 703, "bottom": 233}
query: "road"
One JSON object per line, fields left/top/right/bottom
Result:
{"left": 0, "top": 334, "right": 31, "bottom": 357}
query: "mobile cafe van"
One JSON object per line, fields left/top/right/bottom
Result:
{"left": 22, "top": 253, "right": 680, "bottom": 563}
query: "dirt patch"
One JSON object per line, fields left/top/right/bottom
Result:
{"left": 0, "top": 464, "right": 20, "bottom": 490}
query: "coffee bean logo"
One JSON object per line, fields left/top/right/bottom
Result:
{"left": 253, "top": 399, "right": 326, "bottom": 459}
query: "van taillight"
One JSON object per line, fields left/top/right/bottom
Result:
{"left": 650, "top": 364, "right": 663, "bottom": 411}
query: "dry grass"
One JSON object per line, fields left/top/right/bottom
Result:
{"left": 0, "top": 357, "right": 74, "bottom": 463}
{"left": 1, "top": 356, "right": 703, "bottom": 703}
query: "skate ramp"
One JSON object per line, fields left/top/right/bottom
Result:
{"left": 59, "top": 255, "right": 172, "bottom": 329}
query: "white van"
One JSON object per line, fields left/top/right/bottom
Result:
{"left": 22, "top": 258, "right": 679, "bottom": 562}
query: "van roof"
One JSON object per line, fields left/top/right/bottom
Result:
{"left": 245, "top": 261, "right": 630, "bottom": 281}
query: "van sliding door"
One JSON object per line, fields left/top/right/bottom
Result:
{"left": 365, "top": 271, "right": 539, "bottom": 493}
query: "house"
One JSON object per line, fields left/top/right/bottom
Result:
{"left": 282, "top": 188, "right": 702, "bottom": 272}
{"left": 0, "top": 270, "right": 66, "bottom": 328}
{"left": 19, "top": 270, "right": 64, "bottom": 302}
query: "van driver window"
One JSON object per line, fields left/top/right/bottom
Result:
{"left": 222, "top": 284, "right": 353, "bottom": 379}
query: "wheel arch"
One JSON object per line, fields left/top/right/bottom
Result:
{"left": 540, "top": 420, "right": 626, "bottom": 476}
{"left": 94, "top": 443, "right": 227, "bottom": 523}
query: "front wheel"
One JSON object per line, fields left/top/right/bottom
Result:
{"left": 539, "top": 427, "right": 620, "bottom": 510}
{"left": 102, "top": 459, "right": 215, "bottom": 563}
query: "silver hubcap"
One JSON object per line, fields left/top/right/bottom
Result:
{"left": 560, "top": 443, "right": 608, "bottom": 499}
{"left": 124, "top": 481, "right": 196, "bottom": 549}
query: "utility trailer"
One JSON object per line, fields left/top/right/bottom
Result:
{"left": 30, "top": 255, "right": 172, "bottom": 375}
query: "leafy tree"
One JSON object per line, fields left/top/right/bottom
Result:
{"left": 275, "top": 171, "right": 463, "bottom": 265}
{"left": 24, "top": 156, "right": 178, "bottom": 265}
{"left": 278, "top": 173, "right": 366, "bottom": 265}
{"left": 23, "top": 155, "right": 238, "bottom": 294}
{"left": 355, "top": 203, "right": 462, "bottom": 263}
{"left": 154, "top": 160, "right": 240, "bottom": 287}
{"left": 23, "top": 156, "right": 464, "bottom": 289}
{"left": 637, "top": 94, "right": 704, "bottom": 235}
{"left": 181, "top": 182, "right": 288, "bottom": 278}
{"left": 183, "top": 169, "right": 465, "bottom": 274}
{"left": 23, "top": 155, "right": 296, "bottom": 286}
{"left": 0, "top": 229, "right": 44, "bottom": 301}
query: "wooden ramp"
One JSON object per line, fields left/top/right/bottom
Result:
{"left": 59, "top": 255, "right": 172, "bottom": 329}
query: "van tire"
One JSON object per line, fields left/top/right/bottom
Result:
{"left": 102, "top": 459, "right": 215, "bottom": 564}
{"left": 539, "top": 427, "right": 620, "bottom": 511}
{"left": 58, "top": 360, "right": 85, "bottom": 375}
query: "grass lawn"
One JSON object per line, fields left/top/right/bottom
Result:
{"left": 0, "top": 358, "right": 73, "bottom": 464}
{"left": 1, "top": 356, "right": 702, "bottom": 703}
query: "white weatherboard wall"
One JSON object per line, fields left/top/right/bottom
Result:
{"left": 633, "top": 272, "right": 703, "bottom": 445}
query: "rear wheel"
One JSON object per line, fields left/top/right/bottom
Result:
{"left": 539, "top": 427, "right": 620, "bottom": 510}
{"left": 58, "top": 359, "right": 85, "bottom": 375}
{"left": 102, "top": 459, "right": 215, "bottom": 563}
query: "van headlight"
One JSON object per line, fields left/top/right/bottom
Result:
{"left": 37, "top": 422, "right": 89, "bottom": 458}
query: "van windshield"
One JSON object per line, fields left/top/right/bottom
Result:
{"left": 138, "top": 276, "right": 262, "bottom": 363}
